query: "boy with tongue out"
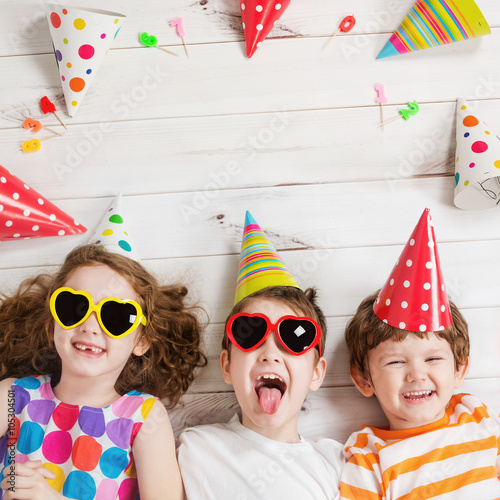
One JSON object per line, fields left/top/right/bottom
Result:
{"left": 340, "top": 209, "right": 500, "bottom": 499}
{"left": 177, "top": 212, "right": 344, "bottom": 499}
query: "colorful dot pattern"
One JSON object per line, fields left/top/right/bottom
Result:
{"left": 47, "top": 6, "right": 125, "bottom": 117}
{"left": 89, "top": 194, "right": 141, "bottom": 263}
{"left": 0, "top": 164, "right": 86, "bottom": 241}
{"left": 454, "top": 98, "right": 500, "bottom": 210}
{"left": 235, "top": 211, "right": 300, "bottom": 304}
{"left": 240, "top": 1, "right": 291, "bottom": 57}
{"left": 0, "top": 375, "right": 158, "bottom": 500}
{"left": 373, "top": 209, "right": 452, "bottom": 333}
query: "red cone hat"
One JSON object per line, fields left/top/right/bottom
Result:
{"left": 241, "top": 0, "right": 291, "bottom": 58}
{"left": 0, "top": 165, "right": 86, "bottom": 241}
{"left": 373, "top": 208, "right": 452, "bottom": 332}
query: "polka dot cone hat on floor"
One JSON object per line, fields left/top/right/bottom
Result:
{"left": 234, "top": 211, "right": 301, "bottom": 304}
{"left": 240, "top": 0, "right": 291, "bottom": 58}
{"left": 88, "top": 193, "right": 140, "bottom": 263}
{"left": 373, "top": 208, "right": 452, "bottom": 333}
{"left": 0, "top": 164, "right": 86, "bottom": 241}
{"left": 46, "top": 4, "right": 126, "bottom": 117}
{"left": 454, "top": 98, "right": 500, "bottom": 210}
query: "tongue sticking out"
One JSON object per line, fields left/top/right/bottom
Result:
{"left": 258, "top": 387, "right": 282, "bottom": 414}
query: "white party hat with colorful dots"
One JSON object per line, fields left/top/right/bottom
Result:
{"left": 88, "top": 194, "right": 140, "bottom": 262}
{"left": 373, "top": 208, "right": 452, "bottom": 333}
{"left": 454, "top": 98, "right": 500, "bottom": 210}
{"left": 46, "top": 4, "right": 126, "bottom": 117}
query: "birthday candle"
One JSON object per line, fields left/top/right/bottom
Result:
{"left": 170, "top": 18, "right": 189, "bottom": 57}
{"left": 139, "top": 32, "right": 178, "bottom": 56}
{"left": 375, "top": 84, "right": 388, "bottom": 132}
{"left": 380, "top": 102, "right": 419, "bottom": 127}
{"left": 323, "top": 15, "right": 356, "bottom": 51}
{"left": 40, "top": 96, "right": 67, "bottom": 129}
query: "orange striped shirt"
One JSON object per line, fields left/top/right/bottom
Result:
{"left": 340, "top": 394, "right": 500, "bottom": 499}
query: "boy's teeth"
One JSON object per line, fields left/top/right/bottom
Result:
{"left": 257, "top": 374, "right": 284, "bottom": 382}
{"left": 403, "top": 390, "right": 432, "bottom": 397}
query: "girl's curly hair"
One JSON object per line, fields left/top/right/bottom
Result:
{"left": 0, "top": 244, "right": 207, "bottom": 408}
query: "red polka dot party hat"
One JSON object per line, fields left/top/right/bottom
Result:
{"left": 454, "top": 98, "right": 500, "bottom": 210}
{"left": 88, "top": 193, "right": 140, "bottom": 263}
{"left": 373, "top": 208, "right": 452, "bottom": 333}
{"left": 0, "top": 164, "right": 86, "bottom": 241}
{"left": 46, "top": 4, "right": 126, "bottom": 117}
{"left": 240, "top": 0, "right": 291, "bottom": 58}
{"left": 234, "top": 211, "right": 300, "bottom": 304}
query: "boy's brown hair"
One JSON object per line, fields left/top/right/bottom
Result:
{"left": 345, "top": 290, "right": 469, "bottom": 376}
{"left": 222, "top": 286, "right": 327, "bottom": 356}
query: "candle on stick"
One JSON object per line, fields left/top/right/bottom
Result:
{"left": 323, "top": 15, "right": 355, "bottom": 51}
{"left": 375, "top": 84, "right": 388, "bottom": 132}
{"left": 139, "top": 32, "right": 179, "bottom": 56}
{"left": 170, "top": 18, "right": 189, "bottom": 57}
{"left": 380, "top": 102, "right": 420, "bottom": 127}
{"left": 40, "top": 96, "right": 67, "bottom": 129}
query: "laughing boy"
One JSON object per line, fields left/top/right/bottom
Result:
{"left": 340, "top": 209, "right": 500, "bottom": 499}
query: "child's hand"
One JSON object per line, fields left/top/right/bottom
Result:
{"left": 0, "top": 460, "right": 63, "bottom": 500}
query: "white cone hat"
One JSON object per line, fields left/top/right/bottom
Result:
{"left": 454, "top": 98, "right": 500, "bottom": 210}
{"left": 88, "top": 194, "right": 140, "bottom": 262}
{"left": 46, "top": 4, "right": 125, "bottom": 117}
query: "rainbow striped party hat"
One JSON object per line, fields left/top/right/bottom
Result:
{"left": 377, "top": 0, "right": 490, "bottom": 59}
{"left": 234, "top": 211, "right": 301, "bottom": 304}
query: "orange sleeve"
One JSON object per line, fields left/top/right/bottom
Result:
{"left": 340, "top": 453, "right": 383, "bottom": 500}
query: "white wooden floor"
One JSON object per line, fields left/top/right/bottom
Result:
{"left": 1, "top": 0, "right": 500, "bottom": 444}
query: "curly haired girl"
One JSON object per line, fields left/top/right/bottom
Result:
{"left": 0, "top": 244, "right": 206, "bottom": 500}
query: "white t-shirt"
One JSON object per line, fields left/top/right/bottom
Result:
{"left": 177, "top": 414, "right": 344, "bottom": 500}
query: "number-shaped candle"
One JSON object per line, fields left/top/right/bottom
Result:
{"left": 375, "top": 84, "right": 387, "bottom": 104}
{"left": 23, "top": 118, "right": 62, "bottom": 136}
{"left": 170, "top": 17, "right": 189, "bottom": 57}
{"left": 399, "top": 101, "right": 419, "bottom": 120}
{"left": 40, "top": 96, "right": 67, "bottom": 129}
{"left": 140, "top": 32, "right": 158, "bottom": 47}
{"left": 40, "top": 96, "right": 56, "bottom": 114}
{"left": 23, "top": 118, "right": 43, "bottom": 133}
{"left": 22, "top": 139, "right": 42, "bottom": 153}
{"left": 323, "top": 15, "right": 356, "bottom": 51}
{"left": 375, "top": 84, "right": 388, "bottom": 132}
{"left": 339, "top": 16, "right": 356, "bottom": 33}
{"left": 380, "top": 101, "right": 420, "bottom": 128}
{"left": 170, "top": 18, "right": 185, "bottom": 37}
{"left": 139, "top": 32, "right": 178, "bottom": 56}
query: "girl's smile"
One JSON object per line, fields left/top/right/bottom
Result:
{"left": 52, "top": 264, "right": 149, "bottom": 406}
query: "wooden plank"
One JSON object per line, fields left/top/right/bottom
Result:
{"left": 1, "top": 241, "right": 499, "bottom": 321}
{"left": 170, "top": 378, "right": 500, "bottom": 442}
{"left": 3, "top": 99, "right": 481, "bottom": 197}
{"left": 2, "top": 0, "right": 499, "bottom": 58}
{"left": 1, "top": 31, "right": 499, "bottom": 128}
{"left": 1, "top": 180, "right": 500, "bottom": 268}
